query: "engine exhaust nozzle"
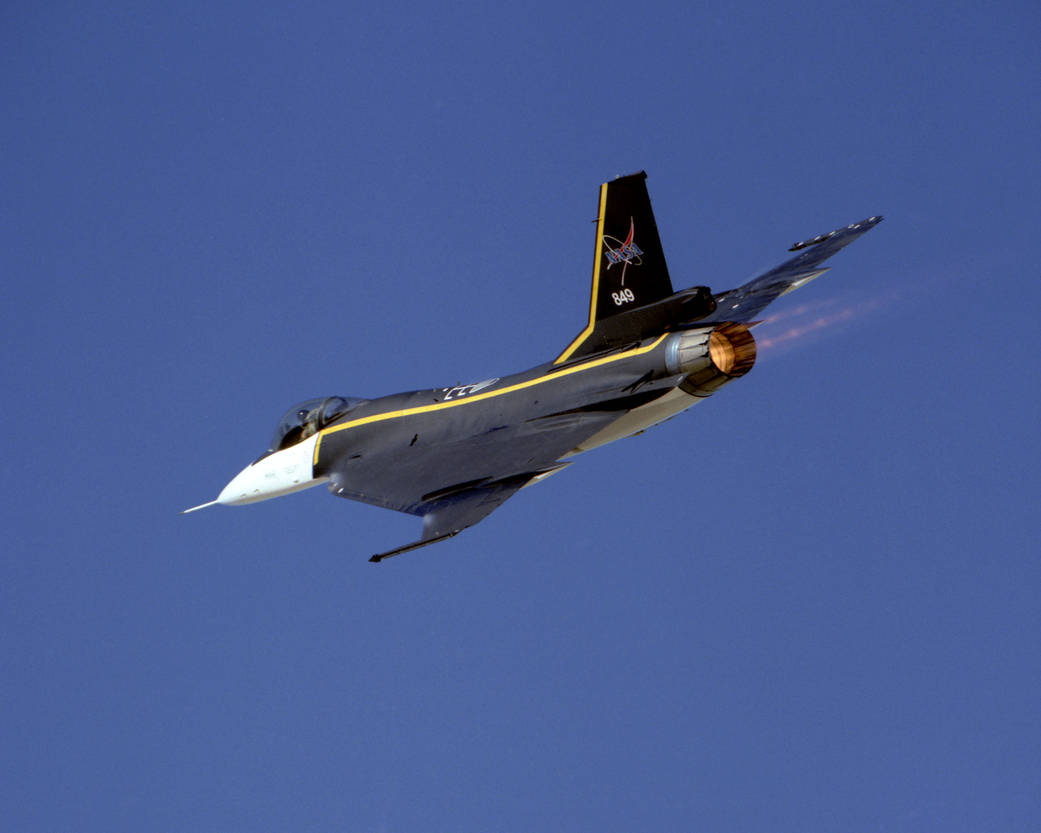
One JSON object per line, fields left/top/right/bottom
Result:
{"left": 665, "top": 322, "right": 757, "bottom": 397}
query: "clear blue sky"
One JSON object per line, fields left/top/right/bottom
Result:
{"left": 3, "top": 2, "right": 1040, "bottom": 831}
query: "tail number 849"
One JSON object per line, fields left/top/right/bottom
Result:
{"left": 611, "top": 288, "right": 635, "bottom": 306}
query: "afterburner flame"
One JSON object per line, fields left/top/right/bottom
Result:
{"left": 757, "top": 296, "right": 884, "bottom": 354}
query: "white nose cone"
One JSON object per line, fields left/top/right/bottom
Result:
{"left": 216, "top": 432, "right": 327, "bottom": 507}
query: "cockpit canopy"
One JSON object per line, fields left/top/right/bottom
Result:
{"left": 269, "top": 396, "right": 366, "bottom": 452}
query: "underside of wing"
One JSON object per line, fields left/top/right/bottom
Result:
{"left": 699, "top": 216, "right": 883, "bottom": 324}
{"left": 327, "top": 409, "right": 620, "bottom": 561}
{"left": 369, "top": 467, "right": 565, "bottom": 562}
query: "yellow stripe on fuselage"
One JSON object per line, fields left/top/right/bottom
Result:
{"left": 553, "top": 182, "right": 609, "bottom": 364}
{"left": 312, "top": 333, "right": 668, "bottom": 466}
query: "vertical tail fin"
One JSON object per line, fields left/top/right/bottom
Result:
{"left": 556, "top": 171, "right": 675, "bottom": 363}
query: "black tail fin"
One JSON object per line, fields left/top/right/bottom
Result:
{"left": 555, "top": 172, "right": 675, "bottom": 363}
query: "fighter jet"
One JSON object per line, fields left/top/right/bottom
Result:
{"left": 185, "top": 172, "right": 882, "bottom": 562}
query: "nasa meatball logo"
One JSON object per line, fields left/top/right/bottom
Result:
{"left": 602, "top": 217, "right": 644, "bottom": 284}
